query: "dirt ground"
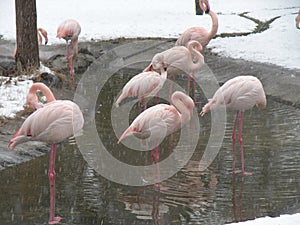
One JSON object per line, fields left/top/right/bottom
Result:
{"left": 0, "top": 38, "right": 299, "bottom": 169}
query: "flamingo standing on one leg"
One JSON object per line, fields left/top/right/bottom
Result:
{"left": 115, "top": 67, "right": 167, "bottom": 109}
{"left": 118, "top": 91, "right": 195, "bottom": 185}
{"left": 13, "top": 27, "right": 48, "bottom": 57}
{"left": 144, "top": 40, "right": 204, "bottom": 100}
{"left": 200, "top": 76, "right": 267, "bottom": 175}
{"left": 176, "top": 0, "right": 218, "bottom": 101}
{"left": 8, "top": 82, "right": 84, "bottom": 224}
{"left": 56, "top": 19, "right": 81, "bottom": 89}
{"left": 296, "top": 9, "right": 300, "bottom": 29}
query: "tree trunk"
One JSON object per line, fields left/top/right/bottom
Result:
{"left": 195, "top": 0, "right": 204, "bottom": 15}
{"left": 15, "top": 0, "right": 39, "bottom": 73}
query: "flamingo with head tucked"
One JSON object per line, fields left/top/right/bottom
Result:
{"left": 118, "top": 91, "right": 194, "bottom": 179}
{"left": 115, "top": 67, "right": 167, "bottom": 109}
{"left": 200, "top": 76, "right": 267, "bottom": 175}
{"left": 144, "top": 40, "right": 204, "bottom": 100}
{"left": 57, "top": 19, "right": 81, "bottom": 89}
{"left": 8, "top": 82, "right": 84, "bottom": 224}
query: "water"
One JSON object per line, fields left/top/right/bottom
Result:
{"left": 0, "top": 84, "right": 300, "bottom": 224}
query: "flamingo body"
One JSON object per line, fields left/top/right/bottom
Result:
{"left": 144, "top": 40, "right": 204, "bottom": 75}
{"left": 8, "top": 100, "right": 84, "bottom": 150}
{"left": 118, "top": 91, "right": 194, "bottom": 144}
{"left": 200, "top": 76, "right": 266, "bottom": 115}
{"left": 116, "top": 69, "right": 167, "bottom": 107}
{"left": 56, "top": 19, "right": 81, "bottom": 41}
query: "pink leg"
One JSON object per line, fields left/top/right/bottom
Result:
{"left": 48, "top": 144, "right": 62, "bottom": 224}
{"left": 238, "top": 111, "right": 252, "bottom": 176}
{"left": 151, "top": 145, "right": 161, "bottom": 188}
{"left": 192, "top": 72, "right": 197, "bottom": 103}
{"left": 187, "top": 74, "right": 191, "bottom": 95}
{"left": 169, "top": 75, "right": 174, "bottom": 101}
{"left": 232, "top": 111, "right": 239, "bottom": 174}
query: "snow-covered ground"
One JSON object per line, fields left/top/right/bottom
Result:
{"left": 227, "top": 213, "right": 300, "bottom": 225}
{"left": 0, "top": 0, "right": 299, "bottom": 69}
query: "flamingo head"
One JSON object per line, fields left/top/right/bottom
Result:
{"left": 199, "top": 0, "right": 210, "bottom": 14}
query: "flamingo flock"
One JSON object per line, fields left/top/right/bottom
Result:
{"left": 11, "top": 0, "right": 297, "bottom": 223}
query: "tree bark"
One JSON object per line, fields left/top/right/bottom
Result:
{"left": 15, "top": 0, "right": 39, "bottom": 72}
{"left": 195, "top": 0, "right": 204, "bottom": 15}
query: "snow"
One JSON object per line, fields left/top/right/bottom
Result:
{"left": 0, "top": 77, "right": 33, "bottom": 118}
{"left": 227, "top": 213, "right": 300, "bottom": 225}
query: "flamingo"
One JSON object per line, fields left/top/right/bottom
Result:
{"left": 144, "top": 40, "right": 204, "bottom": 100}
{"left": 8, "top": 82, "right": 84, "bottom": 224}
{"left": 296, "top": 9, "right": 300, "bottom": 29}
{"left": 13, "top": 27, "right": 48, "bottom": 57}
{"left": 200, "top": 76, "right": 267, "bottom": 175}
{"left": 118, "top": 91, "right": 195, "bottom": 184}
{"left": 115, "top": 67, "right": 167, "bottom": 109}
{"left": 175, "top": 0, "right": 218, "bottom": 49}
{"left": 56, "top": 19, "right": 81, "bottom": 89}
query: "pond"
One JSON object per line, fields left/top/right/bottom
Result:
{"left": 0, "top": 76, "right": 300, "bottom": 225}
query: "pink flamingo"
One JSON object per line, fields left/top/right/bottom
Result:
{"left": 56, "top": 19, "right": 81, "bottom": 89}
{"left": 8, "top": 82, "right": 84, "bottom": 224}
{"left": 175, "top": 0, "right": 218, "bottom": 49}
{"left": 200, "top": 76, "right": 267, "bottom": 175}
{"left": 118, "top": 91, "right": 194, "bottom": 184}
{"left": 296, "top": 9, "right": 300, "bottom": 29}
{"left": 115, "top": 67, "right": 167, "bottom": 109}
{"left": 13, "top": 27, "right": 48, "bottom": 57}
{"left": 144, "top": 40, "right": 204, "bottom": 100}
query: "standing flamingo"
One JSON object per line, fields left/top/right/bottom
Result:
{"left": 115, "top": 67, "right": 167, "bottom": 109}
{"left": 56, "top": 19, "right": 81, "bottom": 89}
{"left": 200, "top": 76, "right": 267, "bottom": 175}
{"left": 296, "top": 9, "right": 300, "bottom": 29}
{"left": 13, "top": 27, "right": 48, "bottom": 57}
{"left": 8, "top": 82, "right": 84, "bottom": 224}
{"left": 144, "top": 40, "right": 204, "bottom": 100}
{"left": 175, "top": 0, "right": 218, "bottom": 49}
{"left": 118, "top": 91, "right": 194, "bottom": 184}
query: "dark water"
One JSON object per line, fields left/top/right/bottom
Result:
{"left": 0, "top": 77, "right": 300, "bottom": 224}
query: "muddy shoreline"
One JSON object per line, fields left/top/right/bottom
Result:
{"left": 0, "top": 38, "right": 299, "bottom": 169}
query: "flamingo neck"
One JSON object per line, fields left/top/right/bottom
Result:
{"left": 187, "top": 42, "right": 205, "bottom": 72}
{"left": 171, "top": 92, "right": 194, "bottom": 124}
{"left": 208, "top": 10, "right": 218, "bottom": 40}
{"left": 29, "top": 83, "right": 56, "bottom": 103}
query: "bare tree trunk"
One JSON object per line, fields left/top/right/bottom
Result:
{"left": 15, "top": 0, "right": 39, "bottom": 73}
{"left": 195, "top": 0, "right": 204, "bottom": 15}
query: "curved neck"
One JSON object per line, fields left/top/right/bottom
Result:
{"left": 29, "top": 83, "right": 56, "bottom": 103}
{"left": 187, "top": 41, "right": 205, "bottom": 71}
{"left": 171, "top": 92, "right": 194, "bottom": 124}
{"left": 208, "top": 10, "right": 218, "bottom": 40}
{"left": 159, "top": 67, "right": 167, "bottom": 79}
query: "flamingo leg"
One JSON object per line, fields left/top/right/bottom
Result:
{"left": 187, "top": 74, "right": 191, "bottom": 95}
{"left": 169, "top": 75, "right": 174, "bottom": 101}
{"left": 48, "top": 144, "right": 62, "bottom": 224}
{"left": 238, "top": 111, "right": 252, "bottom": 176}
{"left": 192, "top": 72, "right": 197, "bottom": 103}
{"left": 232, "top": 111, "right": 238, "bottom": 174}
{"left": 151, "top": 145, "right": 161, "bottom": 189}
